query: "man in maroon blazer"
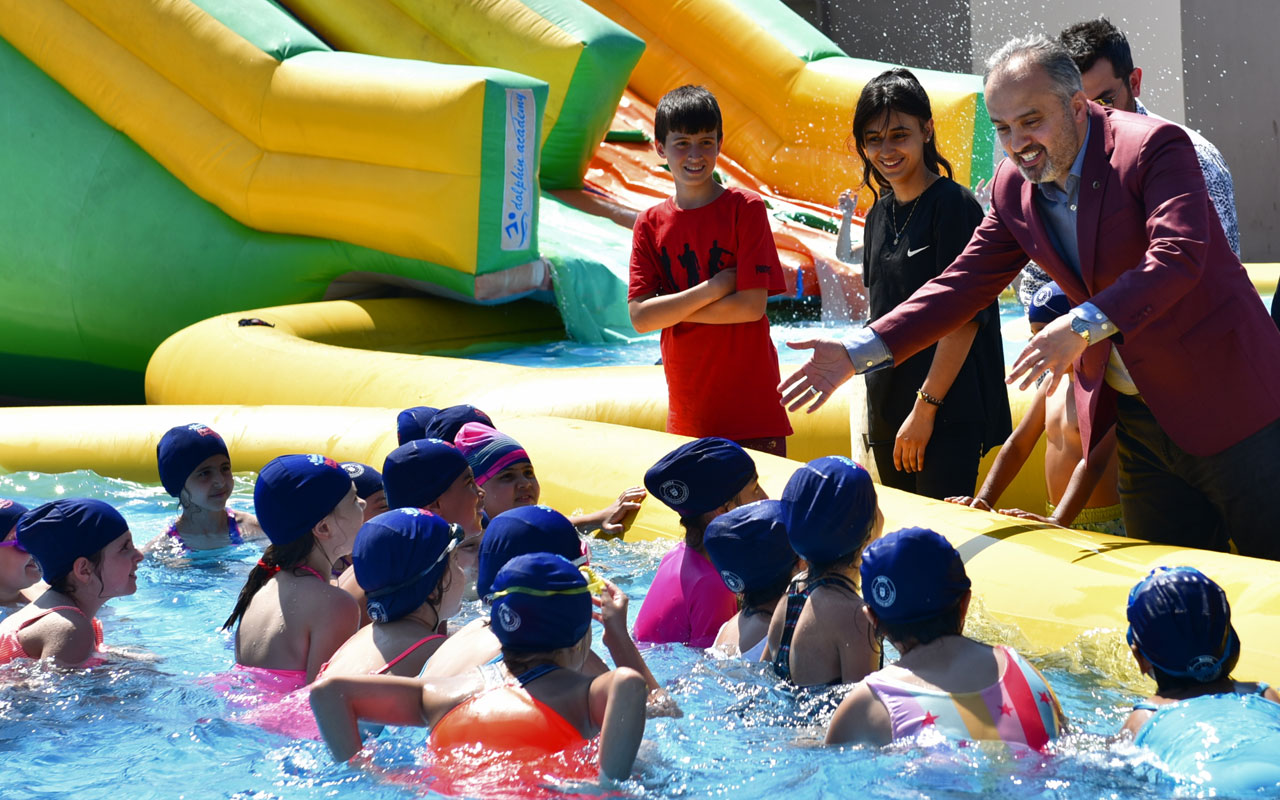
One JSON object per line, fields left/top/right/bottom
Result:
{"left": 782, "top": 35, "right": 1280, "bottom": 559}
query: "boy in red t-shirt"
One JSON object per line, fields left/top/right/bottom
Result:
{"left": 628, "top": 85, "right": 793, "bottom": 455}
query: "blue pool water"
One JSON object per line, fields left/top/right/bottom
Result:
{"left": 0, "top": 471, "right": 1193, "bottom": 800}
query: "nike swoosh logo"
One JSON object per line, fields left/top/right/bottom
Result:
{"left": 907, "top": 245, "right": 930, "bottom": 257}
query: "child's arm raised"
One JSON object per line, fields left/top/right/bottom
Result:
{"left": 628, "top": 268, "right": 737, "bottom": 333}
{"left": 947, "top": 379, "right": 1048, "bottom": 510}
{"left": 594, "top": 580, "right": 681, "bottom": 717}
{"left": 589, "top": 667, "right": 648, "bottom": 782}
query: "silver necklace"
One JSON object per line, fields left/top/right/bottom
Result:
{"left": 890, "top": 194, "right": 921, "bottom": 247}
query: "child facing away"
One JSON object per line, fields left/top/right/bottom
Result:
{"left": 0, "top": 499, "right": 143, "bottom": 667}
{"left": 454, "top": 422, "right": 646, "bottom": 536}
{"left": 421, "top": 505, "right": 673, "bottom": 721}
{"left": 149, "top": 423, "right": 263, "bottom": 553}
{"left": 320, "top": 508, "right": 465, "bottom": 680}
{"left": 826, "top": 527, "right": 1064, "bottom": 749}
{"left": 763, "top": 457, "right": 881, "bottom": 687}
{"left": 221, "top": 455, "right": 363, "bottom": 689}
{"left": 341, "top": 462, "right": 388, "bottom": 522}
{"left": 702, "top": 499, "right": 799, "bottom": 660}
{"left": 0, "top": 499, "right": 42, "bottom": 607}
{"left": 946, "top": 282, "right": 1123, "bottom": 535}
{"left": 310, "top": 553, "right": 648, "bottom": 785}
{"left": 1120, "top": 566, "right": 1280, "bottom": 793}
{"left": 627, "top": 84, "right": 793, "bottom": 457}
{"left": 633, "top": 438, "right": 765, "bottom": 648}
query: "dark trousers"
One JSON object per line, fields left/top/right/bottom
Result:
{"left": 1115, "top": 393, "right": 1280, "bottom": 559}
{"left": 870, "top": 423, "right": 983, "bottom": 501}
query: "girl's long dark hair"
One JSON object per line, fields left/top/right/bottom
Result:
{"left": 221, "top": 535, "right": 317, "bottom": 630}
{"left": 851, "top": 68, "right": 953, "bottom": 202}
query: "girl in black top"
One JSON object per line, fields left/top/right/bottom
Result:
{"left": 843, "top": 69, "right": 1011, "bottom": 499}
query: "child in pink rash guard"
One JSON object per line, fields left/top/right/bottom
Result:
{"left": 633, "top": 438, "right": 766, "bottom": 647}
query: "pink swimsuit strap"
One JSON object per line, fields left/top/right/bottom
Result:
{"left": 0, "top": 605, "right": 102, "bottom": 664}
{"left": 375, "top": 634, "right": 446, "bottom": 675}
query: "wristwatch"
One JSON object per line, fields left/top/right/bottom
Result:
{"left": 1069, "top": 314, "right": 1092, "bottom": 346}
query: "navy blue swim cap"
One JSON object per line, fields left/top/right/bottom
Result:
{"left": 476, "top": 505, "right": 583, "bottom": 600}
{"left": 782, "top": 456, "right": 878, "bottom": 565}
{"left": 16, "top": 498, "right": 129, "bottom": 582}
{"left": 703, "top": 499, "right": 796, "bottom": 594}
{"left": 644, "top": 437, "right": 756, "bottom": 517}
{"left": 254, "top": 454, "right": 353, "bottom": 547}
{"left": 340, "top": 462, "right": 384, "bottom": 501}
{"left": 861, "top": 527, "right": 970, "bottom": 624}
{"left": 382, "top": 439, "right": 469, "bottom": 510}
{"left": 489, "top": 553, "right": 592, "bottom": 652}
{"left": 1127, "top": 566, "right": 1239, "bottom": 683}
{"left": 156, "top": 423, "right": 230, "bottom": 497}
{"left": 0, "top": 498, "right": 29, "bottom": 537}
{"left": 424, "top": 405, "right": 494, "bottom": 444}
{"left": 1028, "top": 281, "right": 1071, "bottom": 326}
{"left": 396, "top": 406, "right": 440, "bottom": 446}
{"left": 354, "top": 508, "right": 459, "bottom": 623}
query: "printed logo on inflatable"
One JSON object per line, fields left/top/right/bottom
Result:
{"left": 659, "top": 479, "right": 690, "bottom": 506}
{"left": 497, "top": 604, "right": 522, "bottom": 633}
{"left": 189, "top": 423, "right": 221, "bottom": 440}
{"left": 871, "top": 575, "right": 897, "bottom": 609}
{"left": 720, "top": 571, "right": 746, "bottom": 594}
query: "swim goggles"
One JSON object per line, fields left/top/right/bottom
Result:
{"left": 364, "top": 523, "right": 463, "bottom": 600}
{"left": 486, "top": 564, "right": 607, "bottom": 602}
{"left": 0, "top": 537, "right": 27, "bottom": 554}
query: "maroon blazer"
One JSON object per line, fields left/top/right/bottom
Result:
{"left": 872, "top": 104, "right": 1280, "bottom": 457}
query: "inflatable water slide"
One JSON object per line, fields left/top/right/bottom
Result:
{"left": 0, "top": 0, "right": 994, "bottom": 400}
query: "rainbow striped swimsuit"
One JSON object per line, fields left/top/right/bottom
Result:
{"left": 862, "top": 645, "right": 1062, "bottom": 750}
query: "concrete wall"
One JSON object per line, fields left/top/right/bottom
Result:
{"left": 779, "top": 0, "right": 1277, "bottom": 259}
{"left": 1181, "top": 0, "right": 1280, "bottom": 261}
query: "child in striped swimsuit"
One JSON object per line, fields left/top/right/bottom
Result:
{"left": 826, "top": 527, "right": 1064, "bottom": 749}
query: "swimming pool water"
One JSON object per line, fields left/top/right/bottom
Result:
{"left": 470, "top": 294, "right": 1276, "bottom": 372}
{"left": 0, "top": 471, "right": 1200, "bottom": 800}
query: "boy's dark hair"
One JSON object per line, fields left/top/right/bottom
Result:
{"left": 1059, "top": 17, "right": 1134, "bottom": 79}
{"left": 851, "top": 68, "right": 953, "bottom": 201}
{"left": 655, "top": 85, "right": 723, "bottom": 144}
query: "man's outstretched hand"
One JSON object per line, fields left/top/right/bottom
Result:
{"left": 778, "top": 338, "right": 856, "bottom": 413}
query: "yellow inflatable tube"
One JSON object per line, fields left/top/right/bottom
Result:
{"left": 144, "top": 297, "right": 856, "bottom": 464}
{"left": 0, "top": 0, "right": 546, "bottom": 274}
{"left": 0, "top": 404, "right": 1275, "bottom": 682}
{"left": 580, "top": 0, "right": 991, "bottom": 211}
{"left": 145, "top": 296, "right": 1049, "bottom": 509}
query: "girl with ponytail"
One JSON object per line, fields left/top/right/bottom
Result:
{"left": 222, "top": 454, "right": 364, "bottom": 690}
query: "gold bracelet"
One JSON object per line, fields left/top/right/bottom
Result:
{"left": 916, "top": 389, "right": 943, "bottom": 407}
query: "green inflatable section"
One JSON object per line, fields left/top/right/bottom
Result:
{"left": 516, "top": 0, "right": 645, "bottom": 189}
{"left": 0, "top": 35, "right": 546, "bottom": 402}
{"left": 195, "top": 0, "right": 635, "bottom": 340}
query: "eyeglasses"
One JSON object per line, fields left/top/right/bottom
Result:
{"left": 0, "top": 538, "right": 27, "bottom": 554}
{"left": 364, "top": 523, "right": 463, "bottom": 600}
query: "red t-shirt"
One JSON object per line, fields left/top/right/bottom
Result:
{"left": 628, "top": 187, "right": 793, "bottom": 440}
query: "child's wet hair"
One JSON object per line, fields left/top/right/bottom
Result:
{"left": 850, "top": 68, "right": 953, "bottom": 201}
{"left": 221, "top": 535, "right": 318, "bottom": 630}
{"left": 655, "top": 85, "right": 723, "bottom": 143}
